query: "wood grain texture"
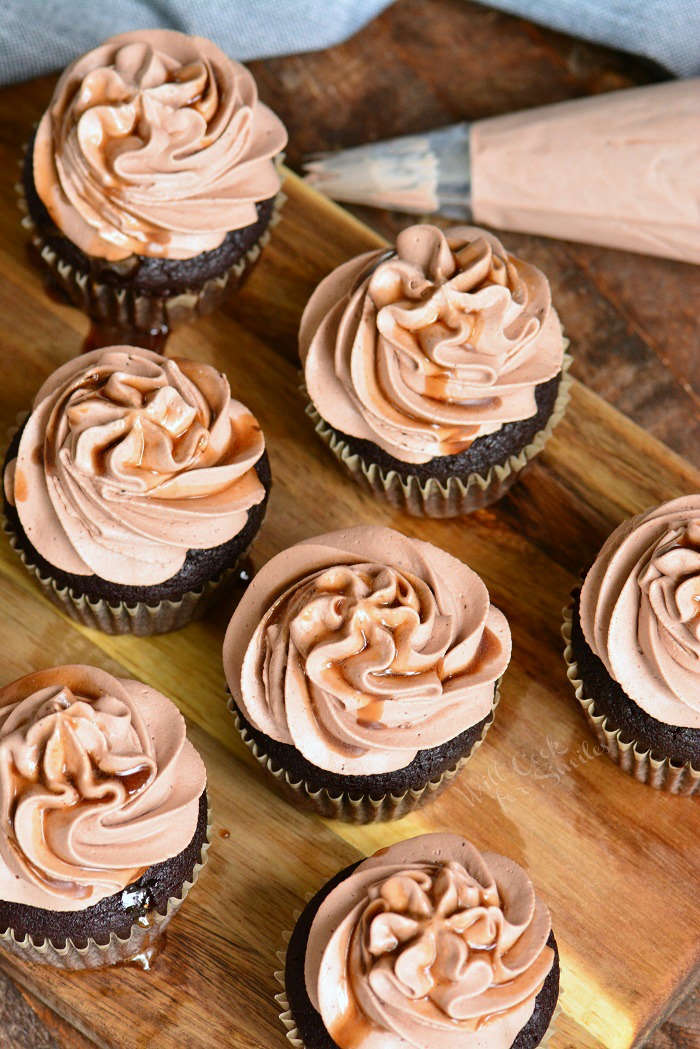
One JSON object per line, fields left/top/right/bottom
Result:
{"left": 0, "top": 9, "right": 698, "bottom": 1046}
{"left": 0, "top": 972, "right": 64, "bottom": 1049}
{"left": 0, "top": 970, "right": 97, "bottom": 1049}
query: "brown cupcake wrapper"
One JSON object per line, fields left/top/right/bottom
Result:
{"left": 561, "top": 602, "right": 700, "bottom": 795}
{"left": 274, "top": 920, "right": 563, "bottom": 1049}
{"left": 0, "top": 811, "right": 211, "bottom": 970}
{"left": 304, "top": 346, "right": 572, "bottom": 517}
{"left": 17, "top": 162, "right": 286, "bottom": 331}
{"left": 228, "top": 684, "right": 500, "bottom": 823}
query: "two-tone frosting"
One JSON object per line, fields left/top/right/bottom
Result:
{"left": 0, "top": 665, "right": 206, "bottom": 911}
{"left": 34, "top": 29, "right": 287, "bottom": 260}
{"left": 223, "top": 527, "right": 511, "bottom": 775}
{"left": 580, "top": 495, "right": 700, "bottom": 728}
{"left": 300, "top": 224, "right": 564, "bottom": 465}
{"left": 304, "top": 834, "right": 555, "bottom": 1049}
{"left": 3, "top": 346, "right": 266, "bottom": 586}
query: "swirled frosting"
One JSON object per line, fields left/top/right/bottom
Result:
{"left": 223, "top": 527, "right": 511, "bottom": 775}
{"left": 580, "top": 495, "right": 700, "bottom": 728}
{"left": 34, "top": 29, "right": 287, "bottom": 261}
{"left": 300, "top": 224, "right": 564, "bottom": 466}
{"left": 0, "top": 665, "right": 206, "bottom": 911}
{"left": 305, "top": 834, "right": 554, "bottom": 1049}
{"left": 3, "top": 346, "right": 266, "bottom": 586}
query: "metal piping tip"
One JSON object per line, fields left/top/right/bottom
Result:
{"left": 304, "top": 123, "right": 473, "bottom": 218}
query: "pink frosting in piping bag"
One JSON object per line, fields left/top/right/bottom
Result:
{"left": 33, "top": 29, "right": 288, "bottom": 261}
{"left": 3, "top": 346, "right": 266, "bottom": 586}
{"left": 0, "top": 665, "right": 206, "bottom": 911}
{"left": 223, "top": 527, "right": 511, "bottom": 776}
{"left": 304, "top": 834, "right": 554, "bottom": 1049}
{"left": 470, "top": 80, "right": 700, "bottom": 264}
{"left": 580, "top": 495, "right": 700, "bottom": 729}
{"left": 300, "top": 224, "right": 564, "bottom": 466}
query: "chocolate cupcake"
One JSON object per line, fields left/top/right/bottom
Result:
{"left": 3, "top": 346, "right": 270, "bottom": 634}
{"left": 20, "top": 30, "right": 287, "bottom": 337}
{"left": 277, "top": 833, "right": 560, "bottom": 1049}
{"left": 224, "top": 526, "right": 511, "bottom": 822}
{"left": 563, "top": 495, "right": 700, "bottom": 794}
{"left": 0, "top": 664, "right": 208, "bottom": 969}
{"left": 300, "top": 224, "right": 571, "bottom": 516}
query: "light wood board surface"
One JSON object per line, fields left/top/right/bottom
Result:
{"left": 0, "top": 152, "right": 697, "bottom": 1049}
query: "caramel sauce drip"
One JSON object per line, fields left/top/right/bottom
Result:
{"left": 117, "top": 764, "right": 152, "bottom": 796}
{"left": 13, "top": 470, "right": 28, "bottom": 502}
{"left": 116, "top": 930, "right": 167, "bottom": 971}
{"left": 82, "top": 321, "right": 170, "bottom": 356}
{"left": 458, "top": 627, "right": 501, "bottom": 678}
{"left": 327, "top": 989, "right": 376, "bottom": 1049}
{"left": 356, "top": 699, "right": 385, "bottom": 728}
{"left": 422, "top": 371, "right": 453, "bottom": 400}
{"left": 4, "top": 754, "right": 152, "bottom": 898}
{"left": 90, "top": 434, "right": 125, "bottom": 476}
{"left": 435, "top": 422, "right": 482, "bottom": 455}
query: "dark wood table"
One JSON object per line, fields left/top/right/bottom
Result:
{"left": 1, "top": 2, "right": 697, "bottom": 1045}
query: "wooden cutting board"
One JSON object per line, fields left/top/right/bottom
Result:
{"left": 0, "top": 131, "right": 698, "bottom": 1048}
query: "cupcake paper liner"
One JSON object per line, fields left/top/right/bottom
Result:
{"left": 275, "top": 909, "right": 311, "bottom": 1049}
{"left": 0, "top": 812, "right": 211, "bottom": 970}
{"left": 3, "top": 515, "right": 247, "bottom": 636}
{"left": 561, "top": 602, "right": 700, "bottom": 795}
{"left": 274, "top": 917, "right": 562, "bottom": 1049}
{"left": 228, "top": 685, "right": 500, "bottom": 823}
{"left": 16, "top": 154, "right": 286, "bottom": 333}
{"left": 304, "top": 347, "right": 572, "bottom": 518}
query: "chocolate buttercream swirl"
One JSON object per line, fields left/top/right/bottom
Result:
{"left": 580, "top": 495, "right": 700, "bottom": 728}
{"left": 0, "top": 665, "right": 206, "bottom": 911}
{"left": 3, "top": 346, "right": 266, "bottom": 586}
{"left": 300, "top": 224, "right": 564, "bottom": 465}
{"left": 305, "top": 834, "right": 554, "bottom": 1049}
{"left": 34, "top": 29, "right": 287, "bottom": 260}
{"left": 223, "top": 527, "right": 511, "bottom": 775}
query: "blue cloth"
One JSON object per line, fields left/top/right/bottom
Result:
{"left": 0, "top": 0, "right": 393, "bottom": 84}
{"left": 485, "top": 0, "right": 700, "bottom": 78}
{"left": 0, "top": 0, "right": 698, "bottom": 85}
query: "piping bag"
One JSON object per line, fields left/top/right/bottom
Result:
{"left": 304, "top": 79, "right": 700, "bottom": 263}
